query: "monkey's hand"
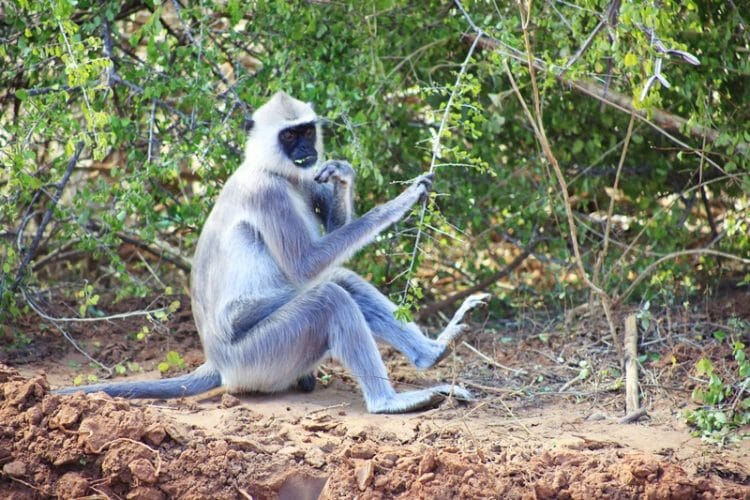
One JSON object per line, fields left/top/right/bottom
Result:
{"left": 410, "top": 172, "right": 434, "bottom": 203}
{"left": 314, "top": 160, "right": 355, "bottom": 186}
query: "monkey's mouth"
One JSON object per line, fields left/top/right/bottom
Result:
{"left": 293, "top": 155, "right": 317, "bottom": 168}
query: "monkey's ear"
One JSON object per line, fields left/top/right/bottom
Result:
{"left": 243, "top": 118, "right": 255, "bottom": 132}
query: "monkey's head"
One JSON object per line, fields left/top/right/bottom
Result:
{"left": 244, "top": 91, "right": 323, "bottom": 178}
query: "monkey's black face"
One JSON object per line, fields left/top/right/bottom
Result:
{"left": 279, "top": 123, "right": 317, "bottom": 169}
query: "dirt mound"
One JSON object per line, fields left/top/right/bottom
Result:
{"left": 1, "top": 365, "right": 747, "bottom": 499}
{"left": 0, "top": 365, "right": 315, "bottom": 499}
{"left": 323, "top": 445, "right": 746, "bottom": 499}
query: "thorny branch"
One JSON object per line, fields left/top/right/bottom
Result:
{"left": 400, "top": 1, "right": 484, "bottom": 306}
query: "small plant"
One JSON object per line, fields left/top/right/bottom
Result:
{"left": 1, "top": 330, "right": 33, "bottom": 350}
{"left": 158, "top": 350, "right": 186, "bottom": 374}
{"left": 73, "top": 373, "right": 99, "bottom": 386}
{"left": 135, "top": 325, "right": 150, "bottom": 341}
{"left": 114, "top": 361, "right": 142, "bottom": 376}
{"left": 686, "top": 338, "right": 750, "bottom": 443}
{"left": 75, "top": 284, "right": 101, "bottom": 318}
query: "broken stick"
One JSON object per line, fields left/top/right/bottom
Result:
{"left": 624, "top": 314, "right": 639, "bottom": 415}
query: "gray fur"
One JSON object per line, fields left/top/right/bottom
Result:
{"left": 54, "top": 363, "right": 221, "bottom": 398}
{"left": 55, "top": 92, "right": 488, "bottom": 412}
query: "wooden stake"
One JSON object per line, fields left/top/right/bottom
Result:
{"left": 624, "top": 314, "right": 639, "bottom": 415}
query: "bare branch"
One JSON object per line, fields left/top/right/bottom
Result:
{"left": 417, "top": 236, "right": 541, "bottom": 320}
{"left": 13, "top": 141, "right": 84, "bottom": 290}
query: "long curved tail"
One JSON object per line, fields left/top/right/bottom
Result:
{"left": 54, "top": 363, "right": 221, "bottom": 399}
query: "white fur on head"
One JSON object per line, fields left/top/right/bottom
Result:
{"left": 242, "top": 91, "right": 323, "bottom": 179}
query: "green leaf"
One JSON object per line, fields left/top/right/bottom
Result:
{"left": 695, "top": 358, "right": 713, "bottom": 376}
{"left": 624, "top": 52, "right": 638, "bottom": 67}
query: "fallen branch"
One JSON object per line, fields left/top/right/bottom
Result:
{"left": 416, "top": 237, "right": 539, "bottom": 320}
{"left": 461, "top": 341, "right": 527, "bottom": 375}
{"left": 618, "top": 408, "right": 648, "bottom": 424}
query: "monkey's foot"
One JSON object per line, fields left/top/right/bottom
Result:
{"left": 368, "top": 385, "right": 472, "bottom": 414}
{"left": 420, "top": 292, "right": 490, "bottom": 368}
{"left": 296, "top": 373, "right": 316, "bottom": 393}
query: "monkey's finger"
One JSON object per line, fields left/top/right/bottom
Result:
{"left": 433, "top": 384, "right": 473, "bottom": 401}
{"left": 314, "top": 166, "right": 334, "bottom": 183}
{"left": 416, "top": 173, "right": 435, "bottom": 191}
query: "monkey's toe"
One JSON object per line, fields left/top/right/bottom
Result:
{"left": 432, "top": 383, "right": 472, "bottom": 401}
{"left": 455, "top": 292, "right": 491, "bottom": 318}
{"left": 368, "top": 385, "right": 471, "bottom": 414}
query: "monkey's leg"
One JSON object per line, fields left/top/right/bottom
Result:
{"left": 333, "top": 270, "right": 489, "bottom": 369}
{"left": 226, "top": 282, "right": 460, "bottom": 413}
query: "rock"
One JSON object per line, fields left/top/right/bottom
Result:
{"left": 129, "top": 458, "right": 158, "bottom": 484}
{"left": 26, "top": 405, "right": 43, "bottom": 426}
{"left": 304, "top": 447, "right": 327, "bottom": 468}
{"left": 2, "top": 460, "right": 26, "bottom": 477}
{"left": 126, "top": 486, "right": 165, "bottom": 500}
{"left": 373, "top": 475, "right": 389, "bottom": 488}
{"left": 4, "top": 376, "right": 48, "bottom": 406}
{"left": 50, "top": 404, "right": 81, "bottom": 429}
{"left": 418, "top": 449, "right": 437, "bottom": 475}
{"left": 534, "top": 480, "right": 556, "bottom": 499}
{"left": 220, "top": 393, "right": 241, "bottom": 408}
{"left": 41, "top": 395, "right": 60, "bottom": 415}
{"left": 55, "top": 472, "right": 89, "bottom": 498}
{"left": 418, "top": 472, "right": 435, "bottom": 483}
{"left": 347, "top": 442, "right": 376, "bottom": 459}
{"left": 78, "top": 417, "right": 109, "bottom": 453}
{"left": 355, "top": 460, "right": 374, "bottom": 491}
{"left": 278, "top": 445, "right": 304, "bottom": 459}
{"left": 143, "top": 424, "right": 167, "bottom": 447}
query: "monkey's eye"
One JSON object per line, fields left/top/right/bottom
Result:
{"left": 280, "top": 130, "right": 295, "bottom": 143}
{"left": 303, "top": 127, "right": 315, "bottom": 139}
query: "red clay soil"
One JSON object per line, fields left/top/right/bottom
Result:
{"left": 1, "top": 362, "right": 748, "bottom": 499}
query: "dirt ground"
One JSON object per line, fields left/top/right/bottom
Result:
{"left": 1, "top": 293, "right": 749, "bottom": 499}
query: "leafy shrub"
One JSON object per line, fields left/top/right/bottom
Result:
{"left": 1, "top": 1, "right": 747, "bottom": 323}
{"left": 687, "top": 337, "right": 750, "bottom": 443}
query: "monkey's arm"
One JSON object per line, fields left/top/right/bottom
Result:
{"left": 256, "top": 174, "right": 431, "bottom": 283}
{"left": 313, "top": 160, "right": 355, "bottom": 231}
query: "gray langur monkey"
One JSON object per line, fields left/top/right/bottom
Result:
{"left": 56, "top": 91, "right": 489, "bottom": 413}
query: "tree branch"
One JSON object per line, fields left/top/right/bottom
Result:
{"left": 12, "top": 141, "right": 84, "bottom": 290}
{"left": 467, "top": 34, "right": 748, "bottom": 157}
{"left": 416, "top": 237, "right": 541, "bottom": 320}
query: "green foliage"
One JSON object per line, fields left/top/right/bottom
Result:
{"left": 686, "top": 339, "right": 750, "bottom": 443}
{"left": 0, "top": 0, "right": 747, "bottom": 324}
{"left": 158, "top": 350, "right": 186, "bottom": 374}
{"left": 73, "top": 373, "right": 98, "bottom": 386}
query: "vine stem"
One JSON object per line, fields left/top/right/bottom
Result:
{"left": 400, "top": 6, "right": 483, "bottom": 305}
{"left": 511, "top": 2, "right": 624, "bottom": 354}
